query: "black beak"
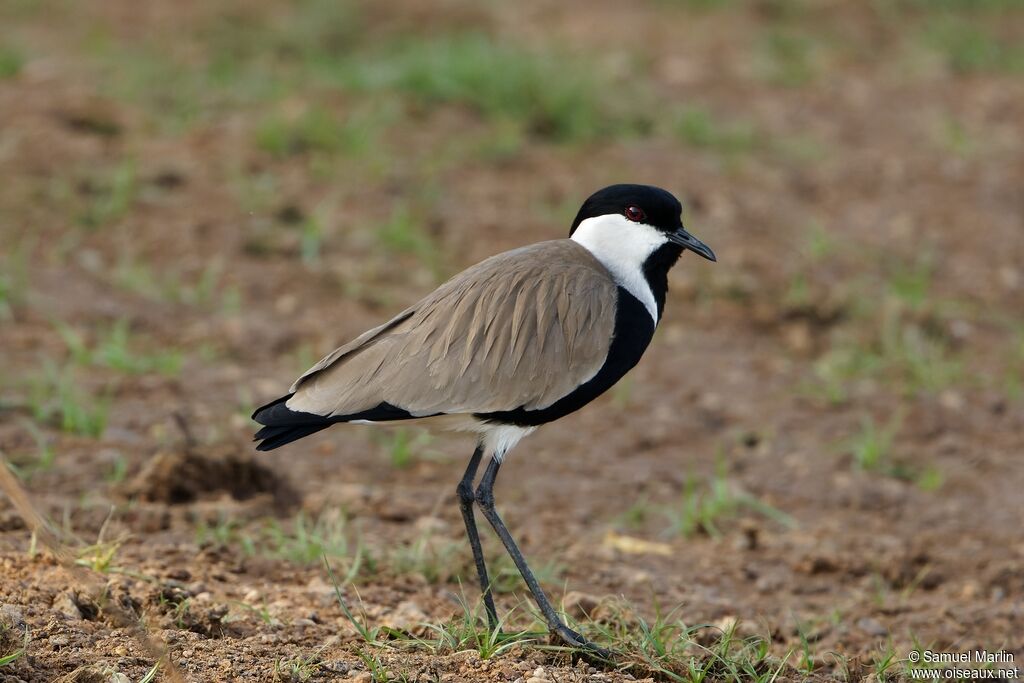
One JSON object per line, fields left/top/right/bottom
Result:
{"left": 668, "top": 226, "right": 716, "bottom": 262}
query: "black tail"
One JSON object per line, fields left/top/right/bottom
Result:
{"left": 251, "top": 394, "right": 333, "bottom": 452}
{"left": 252, "top": 396, "right": 425, "bottom": 451}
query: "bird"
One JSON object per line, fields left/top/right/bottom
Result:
{"left": 252, "top": 183, "right": 715, "bottom": 654}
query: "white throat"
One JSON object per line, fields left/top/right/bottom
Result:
{"left": 571, "top": 214, "right": 667, "bottom": 324}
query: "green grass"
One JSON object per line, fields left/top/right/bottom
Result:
{"left": 75, "top": 535, "right": 125, "bottom": 574}
{"left": 78, "top": 160, "right": 137, "bottom": 229}
{"left": 664, "top": 457, "right": 794, "bottom": 538}
{"left": 895, "top": 0, "right": 1024, "bottom": 9}
{"left": 299, "top": 214, "right": 323, "bottom": 266}
{"left": 255, "top": 105, "right": 386, "bottom": 161}
{"left": 104, "top": 453, "right": 128, "bottom": 484}
{"left": 27, "top": 363, "right": 109, "bottom": 437}
{"left": 84, "top": 2, "right": 649, "bottom": 146}
{"left": 934, "top": 115, "right": 976, "bottom": 157}
{"left": 489, "top": 553, "right": 565, "bottom": 596}
{"left": 0, "top": 238, "right": 32, "bottom": 321}
{"left": 813, "top": 317, "right": 961, "bottom": 402}
{"left": 196, "top": 515, "right": 256, "bottom": 555}
{"left": 371, "top": 427, "right": 432, "bottom": 469}
{"left": 0, "top": 45, "right": 23, "bottom": 79}
{"left": 93, "top": 40, "right": 279, "bottom": 133}
{"left": 760, "top": 30, "right": 819, "bottom": 86}
{"left": 374, "top": 593, "right": 806, "bottom": 681}
{"left": 387, "top": 532, "right": 464, "bottom": 585}
{"left": 0, "top": 632, "right": 28, "bottom": 667}
{"left": 925, "top": 17, "right": 1024, "bottom": 74}
{"left": 847, "top": 414, "right": 900, "bottom": 472}
{"left": 810, "top": 255, "right": 963, "bottom": 402}
{"left": 55, "top": 318, "right": 182, "bottom": 376}
{"left": 263, "top": 511, "right": 360, "bottom": 567}
{"left": 273, "top": 650, "right": 324, "bottom": 682}
{"left": 198, "top": 512, "right": 365, "bottom": 581}
{"left": 325, "top": 558, "right": 393, "bottom": 644}
{"left": 85, "top": 1, "right": 353, "bottom": 131}
{"left": 885, "top": 256, "right": 934, "bottom": 312}
{"left": 844, "top": 414, "right": 944, "bottom": 489}
{"left": 112, "top": 254, "right": 227, "bottom": 308}
{"left": 355, "top": 650, "right": 397, "bottom": 683}
{"left": 801, "top": 223, "right": 834, "bottom": 261}
{"left": 138, "top": 662, "right": 161, "bottom": 683}
{"left": 5, "top": 420, "right": 55, "bottom": 482}
{"left": 413, "top": 596, "right": 539, "bottom": 660}
{"left": 674, "top": 107, "right": 760, "bottom": 157}
{"left": 329, "top": 551, "right": 811, "bottom": 680}
{"left": 332, "top": 33, "right": 649, "bottom": 143}
{"left": 582, "top": 603, "right": 789, "bottom": 682}
{"left": 374, "top": 204, "right": 443, "bottom": 274}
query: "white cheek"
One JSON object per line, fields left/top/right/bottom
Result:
{"left": 571, "top": 214, "right": 666, "bottom": 323}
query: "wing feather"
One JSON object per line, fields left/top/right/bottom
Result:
{"left": 284, "top": 240, "right": 618, "bottom": 418}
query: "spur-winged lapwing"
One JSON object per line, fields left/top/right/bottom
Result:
{"left": 253, "top": 184, "right": 715, "bottom": 653}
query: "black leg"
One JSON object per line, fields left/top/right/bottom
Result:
{"left": 475, "top": 458, "right": 612, "bottom": 657}
{"left": 456, "top": 444, "right": 499, "bottom": 629}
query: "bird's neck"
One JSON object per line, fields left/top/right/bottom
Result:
{"left": 570, "top": 217, "right": 672, "bottom": 324}
{"left": 642, "top": 243, "right": 684, "bottom": 320}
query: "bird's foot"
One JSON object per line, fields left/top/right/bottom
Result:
{"left": 552, "top": 624, "right": 616, "bottom": 661}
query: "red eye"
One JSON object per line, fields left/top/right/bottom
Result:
{"left": 624, "top": 205, "right": 646, "bottom": 222}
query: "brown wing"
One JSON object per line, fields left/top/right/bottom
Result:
{"left": 285, "top": 240, "right": 618, "bottom": 418}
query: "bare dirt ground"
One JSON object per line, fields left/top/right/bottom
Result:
{"left": 1, "top": 1, "right": 1023, "bottom": 681}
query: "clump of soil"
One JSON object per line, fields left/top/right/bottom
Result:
{"left": 124, "top": 444, "right": 299, "bottom": 509}
{"left": 0, "top": 606, "right": 28, "bottom": 661}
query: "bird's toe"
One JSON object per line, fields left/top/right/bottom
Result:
{"left": 552, "top": 625, "right": 616, "bottom": 660}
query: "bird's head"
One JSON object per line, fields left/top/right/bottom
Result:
{"left": 568, "top": 184, "right": 716, "bottom": 264}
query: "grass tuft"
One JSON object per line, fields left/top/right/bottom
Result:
{"left": 388, "top": 533, "right": 464, "bottom": 585}
{"left": 256, "top": 105, "right": 386, "bottom": 161}
{"left": 371, "top": 427, "right": 432, "bottom": 469}
{"left": 760, "top": 30, "right": 819, "bottom": 86}
{"left": 925, "top": 17, "right": 1024, "bottom": 74}
{"left": 847, "top": 414, "right": 900, "bottom": 473}
{"left": 374, "top": 204, "right": 443, "bottom": 276}
{"left": 264, "top": 511, "right": 360, "bottom": 567}
{"left": 844, "top": 414, "right": 944, "bottom": 489}
{"left": 27, "top": 363, "right": 109, "bottom": 437}
{"left": 0, "top": 45, "right": 23, "bottom": 79}
{"left": 404, "top": 593, "right": 539, "bottom": 660}
{"left": 56, "top": 318, "right": 182, "bottom": 376}
{"left": 78, "top": 160, "right": 137, "bottom": 229}
{"left": 664, "top": 457, "right": 795, "bottom": 538}
{"left": 4, "top": 420, "right": 54, "bottom": 482}
{"left": 674, "top": 107, "right": 760, "bottom": 157}
{"left": 334, "top": 34, "right": 649, "bottom": 143}
{"left": 0, "top": 238, "right": 32, "bottom": 321}
{"left": 113, "top": 254, "right": 228, "bottom": 308}
{"left": 582, "top": 602, "right": 788, "bottom": 682}
{"left": 0, "top": 620, "right": 29, "bottom": 668}
{"left": 273, "top": 648, "right": 326, "bottom": 682}
{"left": 813, "top": 316, "right": 961, "bottom": 402}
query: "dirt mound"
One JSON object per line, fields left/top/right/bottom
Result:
{"left": 125, "top": 445, "right": 298, "bottom": 509}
